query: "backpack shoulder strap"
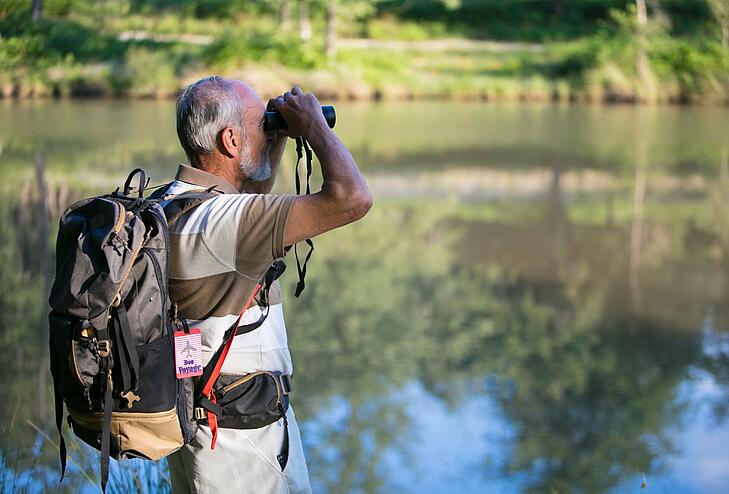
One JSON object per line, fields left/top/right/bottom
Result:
{"left": 158, "top": 188, "right": 219, "bottom": 226}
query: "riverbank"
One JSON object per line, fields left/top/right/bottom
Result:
{"left": 5, "top": 38, "right": 729, "bottom": 104}
{"left": 4, "top": 7, "right": 729, "bottom": 104}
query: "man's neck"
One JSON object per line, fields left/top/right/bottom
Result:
{"left": 192, "top": 152, "right": 274, "bottom": 194}
{"left": 195, "top": 155, "right": 242, "bottom": 192}
{"left": 239, "top": 177, "right": 271, "bottom": 194}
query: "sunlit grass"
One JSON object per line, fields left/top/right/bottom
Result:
{"left": 4, "top": 4, "right": 729, "bottom": 103}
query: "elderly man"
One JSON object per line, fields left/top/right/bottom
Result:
{"left": 165, "top": 77, "right": 372, "bottom": 493}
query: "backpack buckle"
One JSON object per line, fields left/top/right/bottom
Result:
{"left": 279, "top": 374, "right": 292, "bottom": 395}
{"left": 194, "top": 407, "right": 207, "bottom": 420}
{"left": 97, "top": 339, "right": 111, "bottom": 357}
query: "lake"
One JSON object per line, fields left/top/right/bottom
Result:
{"left": 1, "top": 99, "right": 729, "bottom": 493}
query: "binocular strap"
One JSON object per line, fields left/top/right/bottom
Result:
{"left": 293, "top": 137, "right": 315, "bottom": 297}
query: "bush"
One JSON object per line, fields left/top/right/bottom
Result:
{"left": 46, "top": 20, "right": 125, "bottom": 61}
{"left": 367, "top": 15, "right": 449, "bottom": 41}
{"left": 0, "top": 35, "right": 48, "bottom": 71}
{"left": 205, "top": 32, "right": 322, "bottom": 70}
{"left": 123, "top": 47, "right": 179, "bottom": 97}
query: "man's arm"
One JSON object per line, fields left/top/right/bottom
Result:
{"left": 273, "top": 87, "right": 372, "bottom": 247}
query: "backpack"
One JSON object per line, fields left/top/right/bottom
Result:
{"left": 48, "top": 169, "right": 218, "bottom": 491}
{"left": 49, "top": 168, "right": 289, "bottom": 491}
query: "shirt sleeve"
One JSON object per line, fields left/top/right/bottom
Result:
{"left": 234, "top": 193, "right": 297, "bottom": 276}
{"left": 200, "top": 193, "right": 296, "bottom": 278}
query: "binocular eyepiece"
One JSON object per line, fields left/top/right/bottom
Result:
{"left": 264, "top": 105, "right": 336, "bottom": 132}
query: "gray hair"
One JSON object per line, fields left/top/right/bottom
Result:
{"left": 176, "top": 76, "right": 245, "bottom": 165}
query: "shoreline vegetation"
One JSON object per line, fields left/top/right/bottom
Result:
{"left": 4, "top": 1, "right": 729, "bottom": 104}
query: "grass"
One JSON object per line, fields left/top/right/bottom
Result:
{"left": 3, "top": 5, "right": 729, "bottom": 103}
{"left": 9, "top": 417, "right": 173, "bottom": 494}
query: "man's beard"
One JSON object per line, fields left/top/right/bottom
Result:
{"left": 239, "top": 141, "right": 272, "bottom": 183}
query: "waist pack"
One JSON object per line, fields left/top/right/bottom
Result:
{"left": 48, "top": 169, "right": 290, "bottom": 491}
{"left": 197, "top": 371, "right": 293, "bottom": 469}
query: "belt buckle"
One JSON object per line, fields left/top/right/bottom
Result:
{"left": 279, "top": 374, "right": 292, "bottom": 395}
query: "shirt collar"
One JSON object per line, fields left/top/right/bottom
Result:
{"left": 174, "top": 164, "right": 240, "bottom": 194}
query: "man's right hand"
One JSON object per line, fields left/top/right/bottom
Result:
{"left": 273, "top": 86, "right": 329, "bottom": 140}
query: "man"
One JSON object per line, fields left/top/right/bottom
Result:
{"left": 165, "top": 76, "right": 372, "bottom": 493}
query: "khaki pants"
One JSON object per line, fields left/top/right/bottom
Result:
{"left": 168, "top": 406, "right": 312, "bottom": 494}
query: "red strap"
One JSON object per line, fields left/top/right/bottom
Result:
{"left": 208, "top": 393, "right": 218, "bottom": 449}
{"left": 202, "top": 283, "right": 262, "bottom": 449}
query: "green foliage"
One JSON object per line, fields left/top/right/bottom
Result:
{"left": 123, "top": 46, "right": 179, "bottom": 97}
{"left": 205, "top": 32, "right": 322, "bottom": 70}
{"left": 366, "top": 14, "right": 450, "bottom": 41}
{"left": 128, "top": 0, "right": 274, "bottom": 18}
{"left": 375, "top": 0, "right": 714, "bottom": 42}
{"left": 0, "top": 34, "right": 47, "bottom": 70}
{"left": 2, "top": 0, "right": 729, "bottom": 102}
{"left": 0, "top": 16, "right": 125, "bottom": 62}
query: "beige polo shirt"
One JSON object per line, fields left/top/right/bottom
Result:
{"left": 165, "top": 164, "right": 297, "bottom": 375}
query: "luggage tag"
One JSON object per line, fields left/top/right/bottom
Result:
{"left": 174, "top": 329, "right": 203, "bottom": 379}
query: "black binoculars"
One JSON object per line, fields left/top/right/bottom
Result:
{"left": 264, "top": 105, "right": 336, "bottom": 132}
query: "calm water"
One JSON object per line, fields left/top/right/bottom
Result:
{"left": 1, "top": 100, "right": 729, "bottom": 493}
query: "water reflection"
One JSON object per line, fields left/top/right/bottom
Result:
{"left": 0, "top": 101, "right": 728, "bottom": 492}
{"left": 283, "top": 195, "right": 729, "bottom": 492}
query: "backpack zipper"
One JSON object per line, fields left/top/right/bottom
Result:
{"left": 220, "top": 371, "right": 282, "bottom": 405}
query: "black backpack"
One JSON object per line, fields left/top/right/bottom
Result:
{"left": 49, "top": 168, "right": 291, "bottom": 491}
{"left": 48, "top": 169, "right": 216, "bottom": 490}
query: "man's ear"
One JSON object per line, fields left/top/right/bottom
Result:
{"left": 220, "top": 127, "right": 239, "bottom": 158}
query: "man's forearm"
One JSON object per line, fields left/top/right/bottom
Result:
{"left": 307, "top": 122, "right": 370, "bottom": 206}
{"left": 279, "top": 95, "right": 373, "bottom": 247}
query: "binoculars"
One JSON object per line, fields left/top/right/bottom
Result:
{"left": 264, "top": 105, "right": 336, "bottom": 132}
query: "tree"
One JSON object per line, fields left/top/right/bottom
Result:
{"left": 708, "top": 0, "right": 729, "bottom": 49}
{"left": 325, "top": 0, "right": 335, "bottom": 59}
{"left": 299, "top": 0, "right": 312, "bottom": 42}
{"left": 281, "top": 0, "right": 292, "bottom": 33}
{"left": 634, "top": 0, "right": 654, "bottom": 99}
{"left": 30, "top": 0, "right": 41, "bottom": 21}
{"left": 323, "top": 0, "right": 379, "bottom": 60}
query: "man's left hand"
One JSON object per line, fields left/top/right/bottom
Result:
{"left": 266, "top": 96, "right": 288, "bottom": 143}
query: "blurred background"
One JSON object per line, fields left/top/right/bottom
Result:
{"left": 2, "top": 1, "right": 729, "bottom": 493}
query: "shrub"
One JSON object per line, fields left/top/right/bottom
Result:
{"left": 124, "top": 47, "right": 179, "bottom": 97}
{"left": 367, "top": 15, "right": 448, "bottom": 41}
{"left": 205, "top": 32, "right": 322, "bottom": 70}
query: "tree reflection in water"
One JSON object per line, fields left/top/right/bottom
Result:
{"left": 284, "top": 191, "right": 729, "bottom": 493}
